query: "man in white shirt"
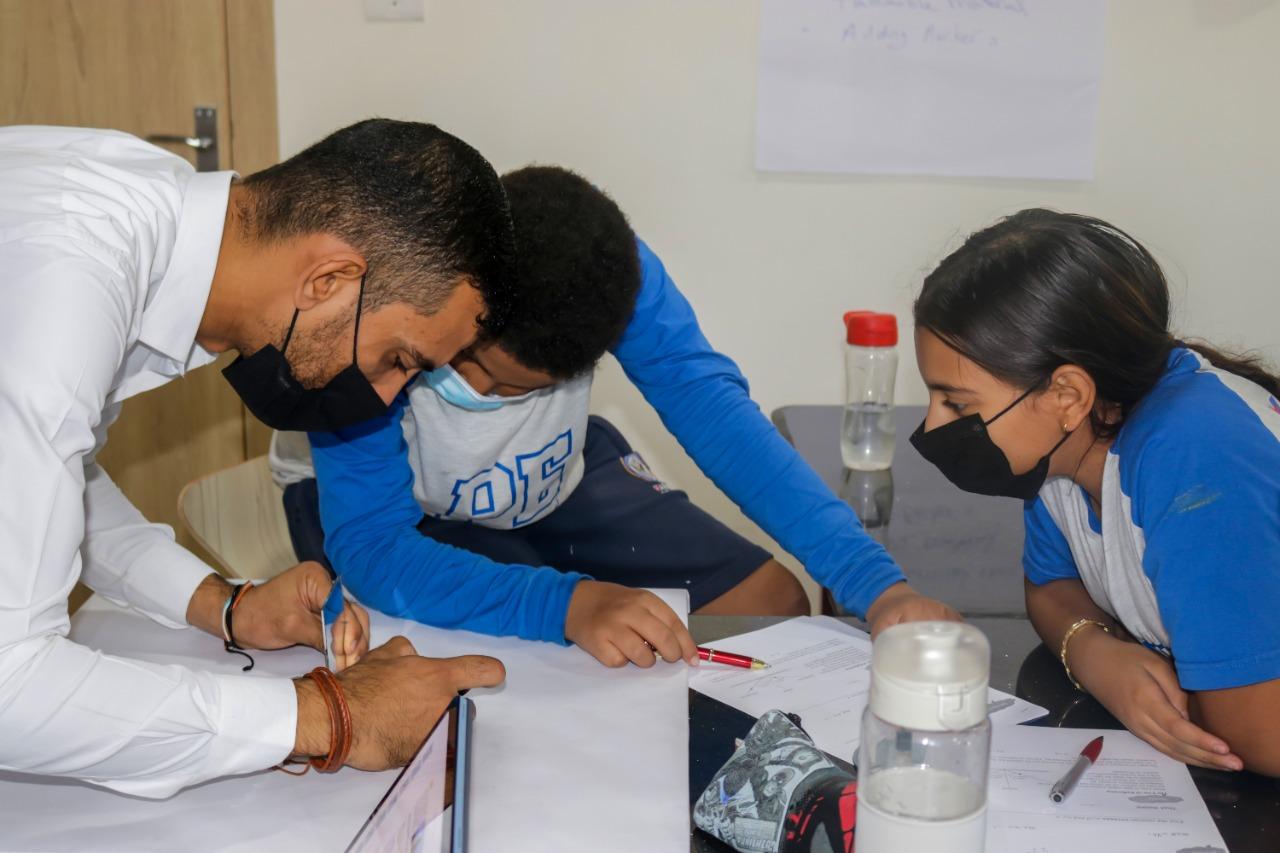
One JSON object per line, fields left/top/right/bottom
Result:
{"left": 0, "top": 120, "right": 510, "bottom": 797}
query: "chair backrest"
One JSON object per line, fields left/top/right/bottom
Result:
{"left": 177, "top": 455, "right": 297, "bottom": 580}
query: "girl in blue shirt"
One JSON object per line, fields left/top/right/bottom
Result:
{"left": 910, "top": 209, "right": 1280, "bottom": 776}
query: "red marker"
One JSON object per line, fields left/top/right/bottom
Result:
{"left": 697, "top": 646, "right": 770, "bottom": 670}
{"left": 1049, "top": 735, "right": 1104, "bottom": 803}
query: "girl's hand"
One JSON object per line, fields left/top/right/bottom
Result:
{"left": 1072, "top": 629, "right": 1243, "bottom": 771}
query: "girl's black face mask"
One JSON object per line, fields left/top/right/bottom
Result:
{"left": 909, "top": 385, "right": 1072, "bottom": 501}
{"left": 222, "top": 276, "right": 389, "bottom": 433}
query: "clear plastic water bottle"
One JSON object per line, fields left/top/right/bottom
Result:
{"left": 839, "top": 468, "right": 893, "bottom": 548}
{"left": 855, "top": 622, "right": 992, "bottom": 853}
{"left": 841, "top": 311, "right": 898, "bottom": 471}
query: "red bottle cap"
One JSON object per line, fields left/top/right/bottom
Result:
{"left": 844, "top": 311, "right": 898, "bottom": 347}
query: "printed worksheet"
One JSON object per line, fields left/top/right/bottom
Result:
{"left": 689, "top": 617, "right": 1046, "bottom": 763}
{"left": 987, "top": 726, "right": 1227, "bottom": 853}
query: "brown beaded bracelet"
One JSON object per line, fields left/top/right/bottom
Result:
{"left": 305, "top": 666, "right": 353, "bottom": 773}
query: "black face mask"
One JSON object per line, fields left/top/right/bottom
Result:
{"left": 223, "top": 276, "right": 389, "bottom": 432}
{"left": 909, "top": 386, "right": 1073, "bottom": 501}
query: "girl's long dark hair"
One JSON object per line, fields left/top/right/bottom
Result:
{"left": 914, "top": 209, "right": 1280, "bottom": 438}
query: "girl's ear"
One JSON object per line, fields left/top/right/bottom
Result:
{"left": 1046, "top": 364, "right": 1096, "bottom": 432}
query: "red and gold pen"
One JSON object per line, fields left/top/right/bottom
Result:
{"left": 697, "top": 646, "right": 770, "bottom": 670}
{"left": 1049, "top": 735, "right": 1104, "bottom": 803}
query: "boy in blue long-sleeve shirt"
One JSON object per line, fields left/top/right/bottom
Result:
{"left": 271, "top": 166, "right": 958, "bottom": 667}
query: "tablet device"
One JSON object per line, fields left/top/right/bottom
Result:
{"left": 348, "top": 695, "right": 474, "bottom": 853}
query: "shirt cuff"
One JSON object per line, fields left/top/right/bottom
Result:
{"left": 1175, "top": 644, "right": 1280, "bottom": 692}
{"left": 206, "top": 673, "right": 297, "bottom": 776}
{"left": 532, "top": 570, "right": 590, "bottom": 645}
{"left": 120, "top": 540, "right": 217, "bottom": 629}
{"left": 1021, "top": 556, "right": 1081, "bottom": 587}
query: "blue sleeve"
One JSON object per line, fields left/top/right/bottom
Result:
{"left": 610, "top": 240, "right": 906, "bottom": 617}
{"left": 308, "top": 394, "right": 585, "bottom": 644}
{"left": 1022, "top": 496, "right": 1080, "bottom": 586}
{"left": 1121, "top": 384, "right": 1280, "bottom": 691}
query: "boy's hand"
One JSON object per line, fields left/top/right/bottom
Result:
{"left": 564, "top": 580, "right": 698, "bottom": 668}
{"left": 1072, "top": 628, "right": 1242, "bottom": 771}
{"left": 865, "top": 582, "right": 962, "bottom": 638}
{"left": 330, "top": 597, "right": 372, "bottom": 673}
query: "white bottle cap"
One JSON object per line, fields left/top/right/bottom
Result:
{"left": 868, "top": 621, "right": 990, "bottom": 732}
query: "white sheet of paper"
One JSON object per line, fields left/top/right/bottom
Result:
{"left": 987, "top": 726, "right": 1228, "bottom": 853}
{"left": 0, "top": 591, "right": 690, "bottom": 853}
{"left": 435, "top": 588, "right": 690, "bottom": 853}
{"left": 688, "top": 617, "right": 1046, "bottom": 762}
{"left": 756, "top": 0, "right": 1106, "bottom": 180}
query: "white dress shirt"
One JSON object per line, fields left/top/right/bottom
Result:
{"left": 0, "top": 126, "right": 296, "bottom": 798}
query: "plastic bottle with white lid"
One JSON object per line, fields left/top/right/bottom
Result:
{"left": 855, "top": 621, "right": 992, "bottom": 853}
{"left": 841, "top": 311, "right": 898, "bottom": 471}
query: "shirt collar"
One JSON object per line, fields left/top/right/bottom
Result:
{"left": 138, "top": 170, "right": 234, "bottom": 370}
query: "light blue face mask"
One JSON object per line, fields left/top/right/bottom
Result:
{"left": 422, "top": 365, "right": 524, "bottom": 412}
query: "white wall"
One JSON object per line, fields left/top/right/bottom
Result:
{"left": 274, "top": 0, "right": 1280, "bottom": 597}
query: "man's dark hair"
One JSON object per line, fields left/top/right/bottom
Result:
{"left": 498, "top": 165, "right": 641, "bottom": 379}
{"left": 239, "top": 118, "right": 515, "bottom": 334}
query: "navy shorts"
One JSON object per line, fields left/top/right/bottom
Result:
{"left": 283, "top": 416, "right": 772, "bottom": 610}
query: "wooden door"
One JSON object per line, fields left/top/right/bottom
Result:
{"left": 0, "top": 0, "right": 280, "bottom": 602}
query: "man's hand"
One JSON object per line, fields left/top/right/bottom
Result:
{"left": 294, "top": 636, "right": 505, "bottom": 769}
{"left": 564, "top": 580, "right": 698, "bottom": 668}
{"left": 237, "top": 563, "right": 372, "bottom": 670}
{"left": 187, "top": 564, "right": 371, "bottom": 670}
{"left": 1071, "top": 628, "right": 1242, "bottom": 771}
{"left": 864, "top": 582, "right": 962, "bottom": 638}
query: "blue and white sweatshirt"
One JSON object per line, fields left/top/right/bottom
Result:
{"left": 1024, "top": 348, "right": 1280, "bottom": 691}
{"left": 308, "top": 240, "right": 906, "bottom": 643}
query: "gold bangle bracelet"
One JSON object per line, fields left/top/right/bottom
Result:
{"left": 1059, "top": 618, "right": 1111, "bottom": 692}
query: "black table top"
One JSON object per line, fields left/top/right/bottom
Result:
{"left": 681, "top": 404, "right": 1279, "bottom": 852}
{"left": 688, "top": 616, "right": 1280, "bottom": 853}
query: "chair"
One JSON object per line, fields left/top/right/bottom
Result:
{"left": 177, "top": 455, "right": 298, "bottom": 580}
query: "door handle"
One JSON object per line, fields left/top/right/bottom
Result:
{"left": 145, "top": 134, "right": 214, "bottom": 149}
{"left": 146, "top": 106, "right": 219, "bottom": 172}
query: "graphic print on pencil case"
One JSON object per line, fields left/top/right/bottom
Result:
{"left": 438, "top": 430, "right": 574, "bottom": 528}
